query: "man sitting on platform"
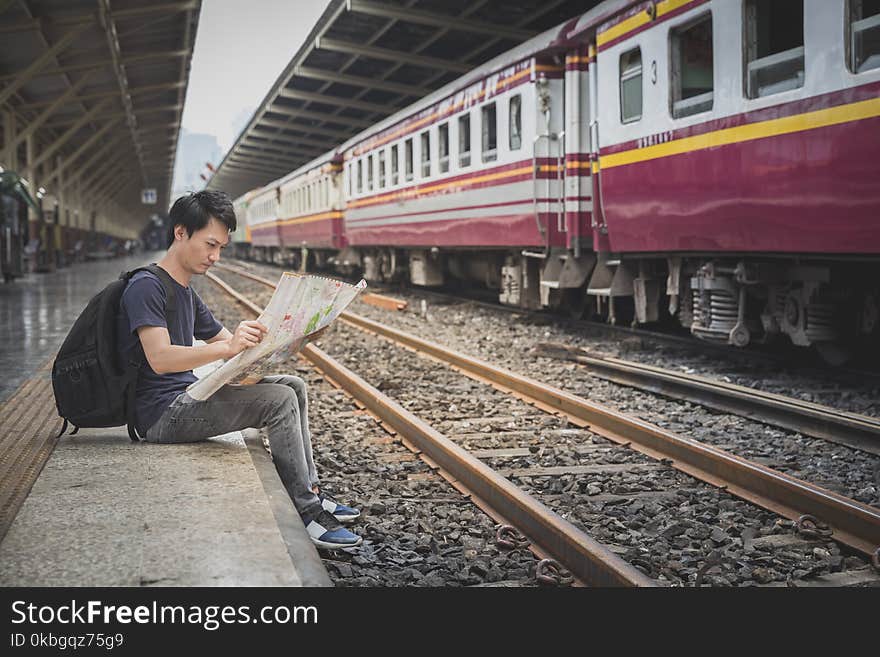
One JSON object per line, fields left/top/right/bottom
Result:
{"left": 117, "top": 190, "right": 361, "bottom": 550}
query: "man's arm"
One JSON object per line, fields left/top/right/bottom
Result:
{"left": 138, "top": 320, "right": 267, "bottom": 374}
{"left": 205, "top": 327, "right": 232, "bottom": 344}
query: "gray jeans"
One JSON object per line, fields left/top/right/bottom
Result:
{"left": 143, "top": 374, "right": 321, "bottom": 520}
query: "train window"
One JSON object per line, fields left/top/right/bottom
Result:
{"left": 367, "top": 154, "right": 374, "bottom": 191}
{"left": 438, "top": 123, "right": 450, "bottom": 173}
{"left": 404, "top": 138, "right": 414, "bottom": 182}
{"left": 481, "top": 102, "right": 497, "bottom": 162}
{"left": 509, "top": 95, "right": 522, "bottom": 150}
{"left": 357, "top": 159, "right": 363, "bottom": 194}
{"left": 348, "top": 164, "right": 353, "bottom": 196}
{"left": 391, "top": 144, "right": 399, "bottom": 185}
{"left": 378, "top": 150, "right": 386, "bottom": 188}
{"left": 620, "top": 47, "right": 642, "bottom": 123}
{"left": 458, "top": 113, "right": 471, "bottom": 167}
{"left": 744, "top": 0, "right": 805, "bottom": 98}
{"left": 420, "top": 130, "right": 431, "bottom": 177}
{"left": 671, "top": 15, "right": 714, "bottom": 118}
{"left": 850, "top": 0, "right": 880, "bottom": 72}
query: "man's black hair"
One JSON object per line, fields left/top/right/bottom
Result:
{"left": 167, "top": 190, "right": 237, "bottom": 247}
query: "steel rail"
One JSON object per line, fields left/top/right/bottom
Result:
{"left": 337, "top": 312, "right": 880, "bottom": 556}
{"left": 534, "top": 343, "right": 880, "bottom": 456}
{"left": 209, "top": 266, "right": 880, "bottom": 556}
{"left": 205, "top": 270, "right": 655, "bottom": 587}
{"left": 212, "top": 262, "right": 407, "bottom": 311}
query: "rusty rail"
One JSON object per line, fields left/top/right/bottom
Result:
{"left": 213, "top": 262, "right": 407, "bottom": 311}
{"left": 339, "top": 313, "right": 880, "bottom": 557}
{"left": 206, "top": 270, "right": 655, "bottom": 587}
{"left": 535, "top": 343, "right": 880, "bottom": 456}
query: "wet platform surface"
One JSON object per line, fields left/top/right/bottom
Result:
{"left": 0, "top": 253, "right": 162, "bottom": 403}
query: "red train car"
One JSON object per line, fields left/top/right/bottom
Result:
{"left": 238, "top": 0, "right": 880, "bottom": 359}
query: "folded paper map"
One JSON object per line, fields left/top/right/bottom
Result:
{"left": 187, "top": 272, "right": 367, "bottom": 400}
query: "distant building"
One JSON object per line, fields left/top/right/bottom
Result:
{"left": 172, "top": 128, "right": 223, "bottom": 198}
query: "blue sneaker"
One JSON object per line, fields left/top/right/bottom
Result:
{"left": 306, "top": 511, "right": 362, "bottom": 550}
{"left": 319, "top": 492, "right": 361, "bottom": 524}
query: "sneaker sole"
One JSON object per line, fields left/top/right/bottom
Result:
{"left": 334, "top": 512, "right": 360, "bottom": 524}
{"left": 311, "top": 536, "right": 363, "bottom": 550}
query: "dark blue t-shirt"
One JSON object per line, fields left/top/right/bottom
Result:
{"left": 117, "top": 270, "right": 224, "bottom": 435}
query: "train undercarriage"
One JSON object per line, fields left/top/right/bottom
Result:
{"left": 239, "top": 242, "right": 879, "bottom": 363}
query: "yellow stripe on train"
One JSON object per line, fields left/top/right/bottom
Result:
{"left": 600, "top": 96, "right": 880, "bottom": 170}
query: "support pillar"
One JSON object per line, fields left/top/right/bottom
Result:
{"left": 2, "top": 110, "right": 17, "bottom": 170}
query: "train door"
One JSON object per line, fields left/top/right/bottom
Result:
{"left": 533, "top": 48, "right": 598, "bottom": 317}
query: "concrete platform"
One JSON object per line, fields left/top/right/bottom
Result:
{"left": 0, "top": 261, "right": 331, "bottom": 587}
{"left": 0, "top": 426, "right": 331, "bottom": 587}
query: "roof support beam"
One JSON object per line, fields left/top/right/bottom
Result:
{"left": 43, "top": 105, "right": 181, "bottom": 129}
{"left": 228, "top": 155, "right": 302, "bottom": 175}
{"left": 107, "top": 2, "right": 200, "bottom": 22}
{"left": 314, "top": 37, "right": 472, "bottom": 74}
{"left": 230, "top": 150, "right": 304, "bottom": 169}
{"left": 3, "top": 1, "right": 199, "bottom": 33}
{"left": 7, "top": 71, "right": 95, "bottom": 151}
{"left": 265, "top": 104, "right": 373, "bottom": 128}
{"left": 257, "top": 117, "right": 354, "bottom": 140}
{"left": 293, "top": 65, "right": 429, "bottom": 97}
{"left": 98, "top": 0, "right": 147, "bottom": 188}
{"left": 91, "top": 169, "right": 129, "bottom": 203}
{"left": 43, "top": 118, "right": 122, "bottom": 187}
{"left": 81, "top": 149, "right": 132, "bottom": 197}
{"left": 0, "top": 49, "right": 190, "bottom": 84}
{"left": 94, "top": 175, "right": 137, "bottom": 209}
{"left": 0, "top": 63, "right": 104, "bottom": 84}
{"left": 346, "top": 0, "right": 534, "bottom": 42}
{"left": 61, "top": 134, "right": 127, "bottom": 192}
{"left": 0, "top": 23, "right": 89, "bottom": 107}
{"left": 237, "top": 141, "right": 322, "bottom": 161}
{"left": 31, "top": 97, "right": 114, "bottom": 171}
{"left": 237, "top": 139, "right": 323, "bottom": 156}
{"left": 16, "top": 81, "right": 185, "bottom": 110}
{"left": 246, "top": 129, "right": 331, "bottom": 151}
{"left": 276, "top": 88, "right": 390, "bottom": 115}
{"left": 122, "top": 48, "right": 191, "bottom": 67}
{"left": 224, "top": 160, "right": 285, "bottom": 177}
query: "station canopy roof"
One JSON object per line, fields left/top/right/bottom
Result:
{"left": 0, "top": 0, "right": 200, "bottom": 219}
{"left": 207, "top": 0, "right": 599, "bottom": 199}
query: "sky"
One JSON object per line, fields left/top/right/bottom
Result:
{"left": 178, "top": 0, "right": 332, "bottom": 158}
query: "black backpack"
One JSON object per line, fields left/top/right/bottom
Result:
{"left": 52, "top": 264, "right": 177, "bottom": 441}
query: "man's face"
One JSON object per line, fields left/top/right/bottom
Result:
{"left": 174, "top": 217, "right": 229, "bottom": 274}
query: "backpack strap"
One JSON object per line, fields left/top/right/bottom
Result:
{"left": 124, "top": 264, "right": 180, "bottom": 441}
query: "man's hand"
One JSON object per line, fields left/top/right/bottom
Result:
{"left": 225, "top": 320, "right": 268, "bottom": 357}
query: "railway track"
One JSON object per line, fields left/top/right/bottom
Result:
{"left": 202, "top": 264, "right": 880, "bottom": 586}
{"left": 204, "top": 269, "right": 650, "bottom": 587}
{"left": 533, "top": 343, "right": 880, "bottom": 456}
